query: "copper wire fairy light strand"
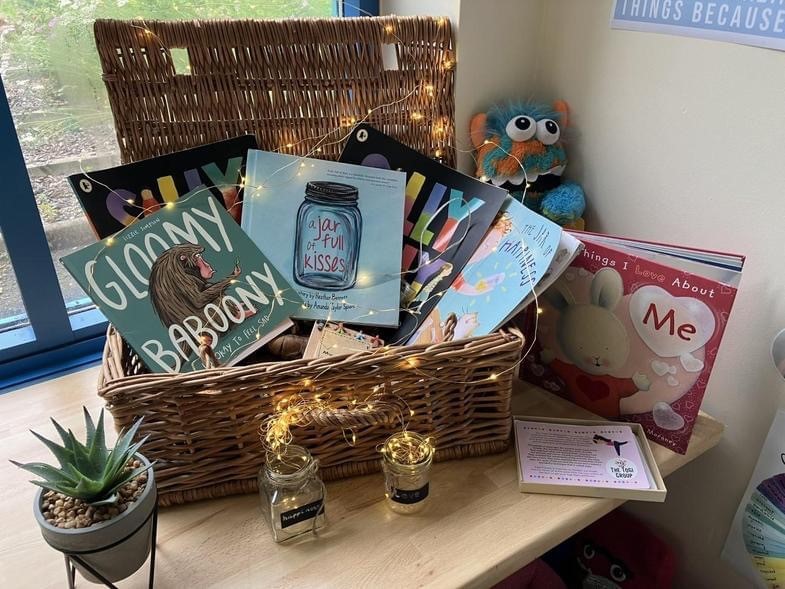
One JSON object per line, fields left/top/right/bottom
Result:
{"left": 378, "top": 430, "right": 434, "bottom": 466}
{"left": 75, "top": 15, "right": 547, "bottom": 455}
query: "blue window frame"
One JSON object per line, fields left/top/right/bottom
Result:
{"left": 0, "top": 2, "right": 379, "bottom": 391}
{"left": 340, "top": 0, "right": 380, "bottom": 17}
{"left": 0, "top": 76, "right": 106, "bottom": 390}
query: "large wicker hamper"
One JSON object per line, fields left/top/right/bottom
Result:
{"left": 92, "top": 16, "right": 523, "bottom": 507}
{"left": 99, "top": 328, "right": 523, "bottom": 506}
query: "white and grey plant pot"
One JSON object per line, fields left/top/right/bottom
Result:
{"left": 33, "top": 453, "right": 156, "bottom": 584}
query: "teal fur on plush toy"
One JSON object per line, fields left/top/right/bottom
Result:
{"left": 470, "top": 99, "right": 587, "bottom": 230}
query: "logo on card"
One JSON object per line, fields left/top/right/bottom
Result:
{"left": 606, "top": 457, "right": 637, "bottom": 481}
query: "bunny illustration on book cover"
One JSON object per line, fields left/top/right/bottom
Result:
{"left": 523, "top": 232, "right": 742, "bottom": 454}
{"left": 539, "top": 268, "right": 651, "bottom": 417}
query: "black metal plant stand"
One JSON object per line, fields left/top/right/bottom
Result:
{"left": 54, "top": 500, "right": 159, "bottom": 589}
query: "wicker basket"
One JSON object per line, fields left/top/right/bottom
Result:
{"left": 93, "top": 16, "right": 456, "bottom": 166}
{"left": 99, "top": 328, "right": 523, "bottom": 506}
{"left": 91, "top": 16, "right": 519, "bottom": 507}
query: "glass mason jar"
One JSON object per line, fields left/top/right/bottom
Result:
{"left": 258, "top": 445, "right": 326, "bottom": 542}
{"left": 381, "top": 431, "right": 435, "bottom": 515}
{"left": 293, "top": 181, "right": 363, "bottom": 291}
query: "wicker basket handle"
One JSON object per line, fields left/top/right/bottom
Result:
{"left": 306, "top": 397, "right": 408, "bottom": 429}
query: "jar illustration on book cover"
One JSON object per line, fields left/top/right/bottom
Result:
{"left": 294, "top": 181, "right": 362, "bottom": 291}
{"left": 258, "top": 445, "right": 326, "bottom": 542}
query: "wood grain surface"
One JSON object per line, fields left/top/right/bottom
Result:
{"left": 0, "top": 367, "right": 724, "bottom": 588}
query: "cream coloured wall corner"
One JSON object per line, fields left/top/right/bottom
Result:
{"left": 379, "top": 0, "right": 544, "bottom": 173}
{"left": 385, "top": 1, "right": 780, "bottom": 586}
{"left": 535, "top": 2, "right": 785, "bottom": 587}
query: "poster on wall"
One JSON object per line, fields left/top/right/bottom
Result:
{"left": 611, "top": 0, "right": 785, "bottom": 52}
{"left": 722, "top": 410, "right": 785, "bottom": 588}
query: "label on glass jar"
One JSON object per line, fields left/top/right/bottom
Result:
{"left": 390, "top": 483, "right": 429, "bottom": 505}
{"left": 280, "top": 499, "right": 324, "bottom": 529}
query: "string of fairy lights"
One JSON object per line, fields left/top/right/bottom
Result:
{"left": 75, "top": 13, "right": 548, "bottom": 465}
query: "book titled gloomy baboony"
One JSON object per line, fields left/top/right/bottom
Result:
{"left": 68, "top": 135, "right": 257, "bottom": 238}
{"left": 340, "top": 124, "right": 508, "bottom": 343}
{"left": 61, "top": 190, "right": 301, "bottom": 374}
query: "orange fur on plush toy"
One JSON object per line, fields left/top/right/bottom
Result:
{"left": 470, "top": 100, "right": 586, "bottom": 230}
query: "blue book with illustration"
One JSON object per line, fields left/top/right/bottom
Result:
{"left": 242, "top": 150, "right": 406, "bottom": 326}
{"left": 407, "top": 197, "right": 561, "bottom": 345}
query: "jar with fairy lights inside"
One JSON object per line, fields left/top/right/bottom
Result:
{"left": 381, "top": 431, "right": 435, "bottom": 515}
{"left": 258, "top": 445, "right": 326, "bottom": 542}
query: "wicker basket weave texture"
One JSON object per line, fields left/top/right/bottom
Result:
{"left": 99, "top": 328, "right": 523, "bottom": 507}
{"left": 93, "top": 16, "right": 455, "bottom": 166}
{"left": 92, "top": 16, "right": 520, "bottom": 507}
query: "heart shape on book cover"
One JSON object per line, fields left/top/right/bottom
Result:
{"left": 629, "top": 285, "right": 715, "bottom": 358}
{"left": 576, "top": 375, "right": 610, "bottom": 401}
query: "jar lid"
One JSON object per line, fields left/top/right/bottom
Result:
{"left": 305, "top": 181, "right": 359, "bottom": 205}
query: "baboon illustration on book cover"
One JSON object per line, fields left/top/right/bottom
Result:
{"left": 61, "top": 190, "right": 301, "bottom": 373}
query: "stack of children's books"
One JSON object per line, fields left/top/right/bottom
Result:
{"left": 61, "top": 125, "right": 743, "bottom": 457}
{"left": 63, "top": 126, "right": 576, "bottom": 372}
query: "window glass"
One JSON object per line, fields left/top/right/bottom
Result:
{"left": 0, "top": 233, "right": 30, "bottom": 334}
{"left": 0, "top": 0, "right": 333, "bottom": 323}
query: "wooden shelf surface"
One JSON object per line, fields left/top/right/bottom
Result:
{"left": 0, "top": 367, "right": 724, "bottom": 588}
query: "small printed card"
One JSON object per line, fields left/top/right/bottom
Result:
{"left": 302, "top": 321, "right": 385, "bottom": 359}
{"left": 515, "top": 419, "right": 652, "bottom": 490}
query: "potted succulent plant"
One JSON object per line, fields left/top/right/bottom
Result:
{"left": 11, "top": 408, "right": 156, "bottom": 584}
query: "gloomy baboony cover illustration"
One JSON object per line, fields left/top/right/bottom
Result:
{"left": 522, "top": 232, "right": 743, "bottom": 454}
{"left": 242, "top": 150, "right": 406, "bottom": 326}
{"left": 340, "top": 123, "right": 508, "bottom": 343}
{"left": 61, "top": 190, "right": 301, "bottom": 373}
{"left": 68, "top": 135, "right": 257, "bottom": 238}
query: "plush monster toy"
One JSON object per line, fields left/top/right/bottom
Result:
{"left": 470, "top": 100, "right": 586, "bottom": 229}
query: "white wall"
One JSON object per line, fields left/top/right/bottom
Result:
{"left": 534, "top": 2, "right": 785, "bottom": 587}
{"left": 385, "top": 1, "right": 785, "bottom": 586}
{"left": 380, "top": 0, "right": 544, "bottom": 172}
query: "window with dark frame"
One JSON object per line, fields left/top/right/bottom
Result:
{"left": 0, "top": 0, "right": 378, "bottom": 389}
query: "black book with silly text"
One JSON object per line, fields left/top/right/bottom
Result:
{"left": 68, "top": 135, "right": 257, "bottom": 239}
{"left": 340, "top": 124, "right": 508, "bottom": 343}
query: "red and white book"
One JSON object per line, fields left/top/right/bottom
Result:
{"left": 521, "top": 230, "right": 744, "bottom": 454}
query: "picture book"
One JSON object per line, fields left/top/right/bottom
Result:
{"left": 242, "top": 150, "right": 406, "bottom": 326}
{"left": 521, "top": 231, "right": 744, "bottom": 454}
{"left": 61, "top": 190, "right": 301, "bottom": 374}
{"left": 340, "top": 124, "right": 508, "bottom": 343}
{"left": 514, "top": 417, "right": 666, "bottom": 502}
{"left": 406, "top": 197, "right": 561, "bottom": 345}
{"left": 516, "top": 231, "right": 584, "bottom": 315}
{"left": 68, "top": 135, "right": 257, "bottom": 238}
{"left": 303, "top": 321, "right": 384, "bottom": 360}
{"left": 723, "top": 411, "right": 785, "bottom": 588}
